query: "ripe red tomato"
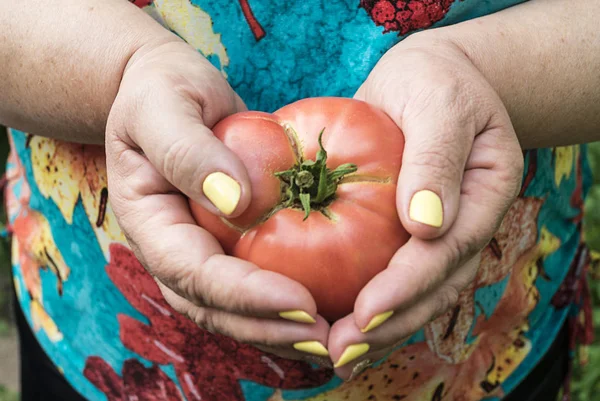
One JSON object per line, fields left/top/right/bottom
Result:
{"left": 189, "top": 97, "right": 409, "bottom": 321}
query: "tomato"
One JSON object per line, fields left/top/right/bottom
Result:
{"left": 189, "top": 97, "right": 410, "bottom": 322}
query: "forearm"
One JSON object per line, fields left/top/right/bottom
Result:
{"left": 414, "top": 0, "right": 600, "bottom": 149}
{"left": 0, "top": 0, "right": 177, "bottom": 144}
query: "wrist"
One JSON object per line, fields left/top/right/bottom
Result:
{"left": 403, "top": 2, "right": 600, "bottom": 148}
{"left": 0, "top": 0, "right": 178, "bottom": 144}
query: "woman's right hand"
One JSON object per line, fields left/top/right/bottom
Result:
{"left": 105, "top": 40, "right": 331, "bottom": 365}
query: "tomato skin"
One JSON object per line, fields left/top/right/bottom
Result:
{"left": 190, "top": 98, "right": 409, "bottom": 321}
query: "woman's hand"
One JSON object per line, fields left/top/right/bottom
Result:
{"left": 327, "top": 36, "right": 524, "bottom": 379}
{"left": 105, "top": 41, "right": 331, "bottom": 365}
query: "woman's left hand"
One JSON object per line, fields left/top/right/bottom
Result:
{"left": 327, "top": 35, "right": 525, "bottom": 380}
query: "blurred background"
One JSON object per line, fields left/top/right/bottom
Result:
{"left": 0, "top": 132, "right": 599, "bottom": 401}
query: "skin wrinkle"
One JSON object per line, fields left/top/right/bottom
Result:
{"left": 2, "top": 0, "right": 599, "bottom": 380}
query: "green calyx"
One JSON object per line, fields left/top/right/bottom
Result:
{"left": 275, "top": 129, "right": 357, "bottom": 220}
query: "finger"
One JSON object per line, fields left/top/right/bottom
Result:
{"left": 253, "top": 345, "right": 333, "bottom": 369}
{"left": 157, "top": 281, "right": 332, "bottom": 361}
{"left": 351, "top": 236, "right": 461, "bottom": 333}
{"left": 106, "top": 134, "right": 319, "bottom": 321}
{"left": 327, "top": 315, "right": 393, "bottom": 380}
{"left": 353, "top": 137, "right": 520, "bottom": 330}
{"left": 352, "top": 108, "right": 522, "bottom": 333}
{"left": 354, "top": 46, "right": 523, "bottom": 241}
{"left": 113, "top": 57, "right": 250, "bottom": 217}
{"left": 357, "top": 80, "right": 480, "bottom": 240}
{"left": 355, "top": 130, "right": 522, "bottom": 322}
{"left": 329, "top": 256, "right": 479, "bottom": 378}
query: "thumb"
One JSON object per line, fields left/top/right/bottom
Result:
{"left": 356, "top": 81, "right": 478, "bottom": 239}
{"left": 111, "top": 65, "right": 251, "bottom": 217}
{"left": 395, "top": 94, "right": 475, "bottom": 239}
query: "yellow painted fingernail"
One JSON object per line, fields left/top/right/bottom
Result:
{"left": 279, "top": 310, "right": 316, "bottom": 324}
{"left": 334, "top": 343, "right": 370, "bottom": 368}
{"left": 361, "top": 310, "right": 394, "bottom": 333}
{"left": 293, "top": 341, "right": 330, "bottom": 357}
{"left": 202, "top": 172, "right": 241, "bottom": 215}
{"left": 409, "top": 190, "right": 443, "bottom": 228}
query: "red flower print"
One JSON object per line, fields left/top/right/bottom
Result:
{"left": 360, "top": 0, "right": 455, "bottom": 35}
{"left": 84, "top": 244, "right": 332, "bottom": 401}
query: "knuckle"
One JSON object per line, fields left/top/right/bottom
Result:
{"left": 421, "top": 77, "right": 463, "bottom": 106}
{"left": 474, "top": 129, "right": 524, "bottom": 204}
{"left": 188, "top": 307, "right": 218, "bottom": 334}
{"left": 183, "top": 257, "right": 261, "bottom": 316}
{"left": 174, "top": 263, "right": 210, "bottom": 306}
{"left": 162, "top": 137, "right": 219, "bottom": 192}
{"left": 172, "top": 254, "right": 222, "bottom": 308}
{"left": 412, "top": 74, "right": 477, "bottom": 121}
{"left": 198, "top": 84, "right": 238, "bottom": 127}
{"left": 227, "top": 269, "right": 261, "bottom": 315}
{"left": 445, "top": 228, "right": 487, "bottom": 266}
{"left": 114, "top": 205, "right": 178, "bottom": 274}
{"left": 412, "top": 146, "right": 464, "bottom": 186}
{"left": 362, "top": 69, "right": 406, "bottom": 120}
{"left": 489, "top": 152, "right": 524, "bottom": 204}
{"left": 435, "top": 285, "right": 460, "bottom": 316}
{"left": 507, "top": 154, "right": 525, "bottom": 199}
{"left": 148, "top": 242, "right": 174, "bottom": 280}
{"left": 161, "top": 137, "right": 197, "bottom": 185}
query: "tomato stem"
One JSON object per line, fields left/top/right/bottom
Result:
{"left": 275, "top": 129, "right": 357, "bottom": 220}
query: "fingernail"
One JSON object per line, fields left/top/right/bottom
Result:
{"left": 293, "top": 341, "right": 329, "bottom": 357}
{"left": 202, "top": 172, "right": 241, "bottom": 215}
{"left": 279, "top": 310, "right": 316, "bottom": 324}
{"left": 409, "top": 190, "right": 443, "bottom": 228}
{"left": 334, "top": 343, "right": 370, "bottom": 368}
{"left": 361, "top": 310, "right": 394, "bottom": 333}
{"left": 346, "top": 359, "right": 373, "bottom": 382}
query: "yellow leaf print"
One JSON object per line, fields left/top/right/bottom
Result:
{"left": 153, "top": 0, "right": 230, "bottom": 75}
{"left": 13, "top": 209, "right": 70, "bottom": 294}
{"left": 482, "top": 323, "right": 531, "bottom": 390}
{"left": 538, "top": 226, "right": 561, "bottom": 257}
{"left": 30, "top": 137, "right": 127, "bottom": 258}
{"left": 30, "top": 137, "right": 84, "bottom": 224}
{"left": 7, "top": 132, "right": 65, "bottom": 343}
{"left": 78, "top": 146, "right": 128, "bottom": 258}
{"left": 12, "top": 215, "right": 67, "bottom": 343}
{"left": 31, "top": 299, "right": 64, "bottom": 342}
{"left": 554, "top": 145, "right": 579, "bottom": 187}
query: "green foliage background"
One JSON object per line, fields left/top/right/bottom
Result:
{"left": 0, "top": 132, "right": 599, "bottom": 400}
{"left": 575, "top": 142, "right": 600, "bottom": 401}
